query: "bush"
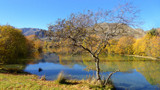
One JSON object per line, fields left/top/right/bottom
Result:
{"left": 40, "top": 75, "right": 46, "bottom": 80}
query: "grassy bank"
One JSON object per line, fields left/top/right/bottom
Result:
{"left": 0, "top": 73, "right": 114, "bottom": 90}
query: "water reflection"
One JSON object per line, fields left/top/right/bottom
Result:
{"left": 0, "top": 51, "right": 42, "bottom": 73}
{"left": 24, "top": 53, "right": 160, "bottom": 89}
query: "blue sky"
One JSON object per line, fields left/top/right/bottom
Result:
{"left": 0, "top": 0, "right": 159, "bottom": 30}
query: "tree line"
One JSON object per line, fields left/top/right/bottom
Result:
{"left": 106, "top": 28, "right": 160, "bottom": 58}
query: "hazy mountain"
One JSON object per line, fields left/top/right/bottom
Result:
{"left": 20, "top": 28, "right": 42, "bottom": 36}
{"left": 35, "top": 30, "right": 49, "bottom": 38}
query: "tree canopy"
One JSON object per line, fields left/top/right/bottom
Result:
{"left": 0, "top": 25, "right": 32, "bottom": 64}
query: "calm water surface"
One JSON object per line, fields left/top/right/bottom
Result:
{"left": 24, "top": 53, "right": 160, "bottom": 89}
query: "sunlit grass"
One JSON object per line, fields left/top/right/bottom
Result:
{"left": 0, "top": 73, "right": 114, "bottom": 90}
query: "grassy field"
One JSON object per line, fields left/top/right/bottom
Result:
{"left": 0, "top": 73, "right": 114, "bottom": 90}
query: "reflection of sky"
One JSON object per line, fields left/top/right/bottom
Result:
{"left": 25, "top": 62, "right": 71, "bottom": 70}
{"left": 25, "top": 63, "right": 86, "bottom": 71}
{"left": 24, "top": 62, "right": 159, "bottom": 89}
{"left": 24, "top": 62, "right": 94, "bottom": 80}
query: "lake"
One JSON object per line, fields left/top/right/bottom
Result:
{"left": 24, "top": 53, "right": 160, "bottom": 89}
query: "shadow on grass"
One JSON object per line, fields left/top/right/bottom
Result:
{"left": 59, "top": 81, "right": 79, "bottom": 85}
{"left": 0, "top": 68, "right": 30, "bottom": 75}
{"left": 55, "top": 71, "right": 80, "bottom": 85}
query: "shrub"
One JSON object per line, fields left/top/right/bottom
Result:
{"left": 40, "top": 75, "right": 46, "bottom": 81}
{"left": 56, "top": 71, "right": 67, "bottom": 84}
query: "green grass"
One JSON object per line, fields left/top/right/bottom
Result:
{"left": 0, "top": 73, "right": 114, "bottom": 90}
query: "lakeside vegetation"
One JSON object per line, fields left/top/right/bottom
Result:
{"left": 107, "top": 28, "right": 160, "bottom": 58}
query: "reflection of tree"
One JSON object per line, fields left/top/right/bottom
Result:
{"left": 32, "top": 51, "right": 42, "bottom": 60}
{"left": 0, "top": 64, "right": 27, "bottom": 73}
{"left": 0, "top": 51, "right": 42, "bottom": 73}
{"left": 134, "top": 61, "right": 160, "bottom": 85}
{"left": 58, "top": 54, "right": 85, "bottom": 68}
{"left": 82, "top": 60, "right": 134, "bottom": 72}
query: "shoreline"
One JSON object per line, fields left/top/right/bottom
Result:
{"left": 126, "top": 55, "right": 159, "bottom": 60}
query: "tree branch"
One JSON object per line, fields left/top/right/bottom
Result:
{"left": 105, "top": 70, "right": 120, "bottom": 85}
{"left": 68, "top": 36, "right": 98, "bottom": 61}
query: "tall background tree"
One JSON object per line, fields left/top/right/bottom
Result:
{"left": 49, "top": 3, "right": 139, "bottom": 83}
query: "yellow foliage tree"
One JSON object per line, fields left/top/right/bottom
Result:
{"left": 116, "top": 36, "right": 135, "bottom": 54}
{"left": 105, "top": 39, "right": 118, "bottom": 54}
{"left": 133, "top": 30, "right": 160, "bottom": 58}
{"left": 34, "top": 40, "right": 43, "bottom": 52}
{"left": 133, "top": 38, "right": 146, "bottom": 56}
{"left": 0, "top": 25, "right": 32, "bottom": 64}
{"left": 26, "top": 35, "right": 43, "bottom": 52}
{"left": 150, "top": 36, "right": 160, "bottom": 58}
{"left": 133, "top": 34, "right": 152, "bottom": 56}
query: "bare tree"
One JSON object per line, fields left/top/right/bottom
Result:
{"left": 49, "top": 3, "right": 139, "bottom": 82}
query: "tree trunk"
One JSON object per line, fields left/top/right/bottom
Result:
{"left": 95, "top": 58, "right": 101, "bottom": 80}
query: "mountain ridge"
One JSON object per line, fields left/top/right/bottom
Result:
{"left": 20, "top": 28, "right": 44, "bottom": 36}
{"left": 20, "top": 24, "right": 151, "bottom": 40}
